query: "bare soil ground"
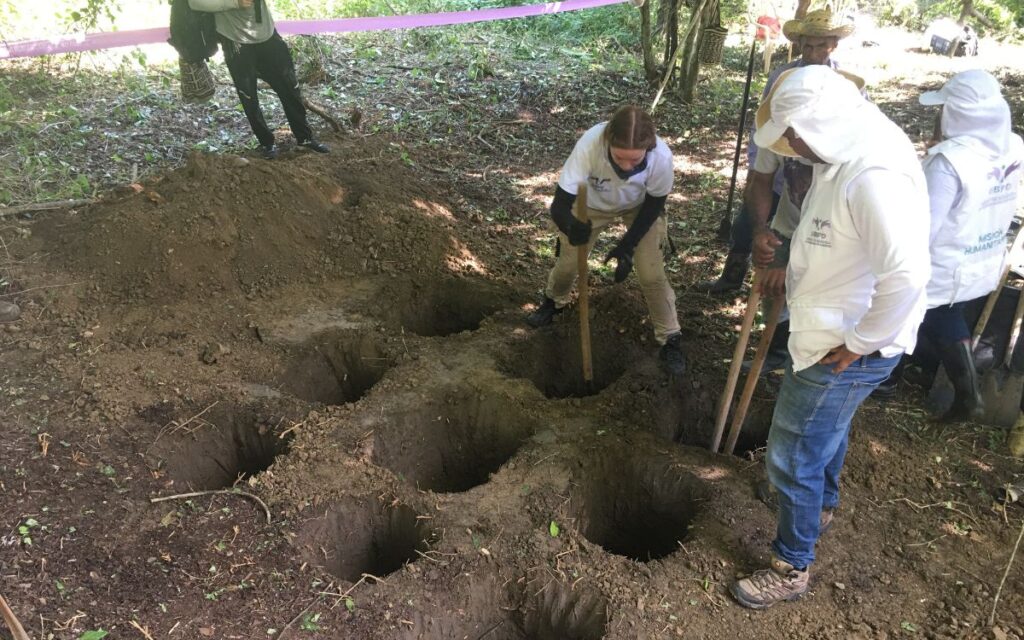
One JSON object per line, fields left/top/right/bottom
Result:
{"left": 2, "top": 26, "right": 1024, "bottom": 640}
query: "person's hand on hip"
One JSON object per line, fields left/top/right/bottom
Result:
{"left": 819, "top": 345, "right": 864, "bottom": 374}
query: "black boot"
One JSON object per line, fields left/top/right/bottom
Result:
{"left": 938, "top": 340, "right": 984, "bottom": 421}
{"left": 659, "top": 333, "right": 687, "bottom": 376}
{"left": 525, "top": 297, "right": 562, "bottom": 328}
{"left": 695, "top": 252, "right": 749, "bottom": 294}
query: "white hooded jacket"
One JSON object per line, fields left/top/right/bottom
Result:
{"left": 754, "top": 67, "right": 932, "bottom": 371}
{"left": 921, "top": 71, "right": 1024, "bottom": 308}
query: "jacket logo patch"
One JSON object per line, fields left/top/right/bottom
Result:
{"left": 988, "top": 161, "right": 1021, "bottom": 184}
{"left": 806, "top": 217, "right": 832, "bottom": 248}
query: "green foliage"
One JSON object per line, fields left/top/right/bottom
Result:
{"left": 300, "top": 612, "right": 322, "bottom": 631}
{"left": 875, "top": 0, "right": 920, "bottom": 27}
{"left": 64, "top": 0, "right": 122, "bottom": 32}
{"left": 875, "top": 0, "right": 1022, "bottom": 32}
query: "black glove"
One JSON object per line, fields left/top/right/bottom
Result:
{"left": 605, "top": 243, "right": 634, "bottom": 283}
{"left": 566, "top": 219, "right": 592, "bottom": 246}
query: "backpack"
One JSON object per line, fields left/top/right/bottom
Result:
{"left": 168, "top": 0, "right": 219, "bottom": 63}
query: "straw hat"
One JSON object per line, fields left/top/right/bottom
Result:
{"left": 782, "top": 7, "right": 856, "bottom": 42}
{"left": 754, "top": 67, "right": 866, "bottom": 157}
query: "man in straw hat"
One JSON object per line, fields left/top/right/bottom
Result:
{"left": 697, "top": 5, "right": 856, "bottom": 297}
{"left": 729, "top": 65, "right": 930, "bottom": 609}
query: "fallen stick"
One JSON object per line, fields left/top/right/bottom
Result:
{"left": 988, "top": 517, "right": 1024, "bottom": 627}
{"left": 0, "top": 198, "right": 94, "bottom": 218}
{"left": 129, "top": 620, "right": 156, "bottom": 640}
{"left": 302, "top": 97, "right": 343, "bottom": 133}
{"left": 0, "top": 593, "right": 31, "bottom": 640}
{"left": 150, "top": 489, "right": 271, "bottom": 524}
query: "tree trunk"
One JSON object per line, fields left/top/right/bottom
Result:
{"left": 794, "top": 0, "right": 812, "bottom": 19}
{"left": 957, "top": 0, "right": 994, "bottom": 28}
{"left": 640, "top": 1, "right": 658, "bottom": 83}
{"left": 662, "top": 0, "right": 679, "bottom": 70}
{"left": 674, "top": 0, "right": 713, "bottom": 103}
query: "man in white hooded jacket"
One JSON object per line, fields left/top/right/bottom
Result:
{"left": 730, "top": 66, "right": 931, "bottom": 609}
{"left": 915, "top": 70, "right": 1023, "bottom": 421}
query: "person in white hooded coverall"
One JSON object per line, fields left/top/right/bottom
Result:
{"left": 915, "top": 70, "right": 1024, "bottom": 421}
{"left": 729, "top": 66, "right": 931, "bottom": 610}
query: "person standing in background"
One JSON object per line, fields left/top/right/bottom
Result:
{"left": 189, "top": 0, "right": 330, "bottom": 159}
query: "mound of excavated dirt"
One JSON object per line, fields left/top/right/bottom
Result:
{"left": 32, "top": 143, "right": 486, "bottom": 303}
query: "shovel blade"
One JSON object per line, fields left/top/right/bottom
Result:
{"left": 980, "top": 369, "right": 1024, "bottom": 428}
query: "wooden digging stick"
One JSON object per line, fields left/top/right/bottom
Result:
{"left": 576, "top": 184, "right": 593, "bottom": 386}
{"left": 711, "top": 287, "right": 762, "bottom": 453}
{"left": 723, "top": 296, "right": 783, "bottom": 456}
{"left": 0, "top": 593, "right": 31, "bottom": 640}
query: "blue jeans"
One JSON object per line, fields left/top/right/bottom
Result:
{"left": 920, "top": 303, "right": 970, "bottom": 348}
{"left": 766, "top": 354, "right": 900, "bottom": 569}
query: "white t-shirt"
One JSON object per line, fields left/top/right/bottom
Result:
{"left": 558, "top": 122, "right": 674, "bottom": 212}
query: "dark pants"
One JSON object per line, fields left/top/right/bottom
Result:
{"left": 730, "top": 191, "right": 782, "bottom": 254}
{"left": 222, "top": 31, "right": 312, "bottom": 147}
{"left": 920, "top": 303, "right": 970, "bottom": 348}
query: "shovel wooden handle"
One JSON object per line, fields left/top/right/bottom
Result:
{"left": 723, "top": 296, "right": 783, "bottom": 456}
{"left": 711, "top": 286, "right": 761, "bottom": 453}
{"left": 576, "top": 184, "right": 593, "bottom": 384}
{"left": 1005, "top": 284, "right": 1024, "bottom": 368}
{"left": 973, "top": 224, "right": 1024, "bottom": 351}
{"left": 0, "top": 593, "right": 31, "bottom": 640}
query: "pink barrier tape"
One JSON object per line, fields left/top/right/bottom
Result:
{"left": 1, "top": 0, "right": 628, "bottom": 59}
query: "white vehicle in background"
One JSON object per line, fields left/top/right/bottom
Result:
{"left": 924, "top": 17, "right": 980, "bottom": 56}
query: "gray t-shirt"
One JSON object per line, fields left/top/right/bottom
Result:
{"left": 188, "top": 0, "right": 275, "bottom": 45}
{"left": 752, "top": 146, "right": 810, "bottom": 238}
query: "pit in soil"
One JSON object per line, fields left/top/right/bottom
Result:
{"left": 574, "top": 454, "right": 708, "bottom": 562}
{"left": 278, "top": 330, "right": 394, "bottom": 405}
{"left": 500, "top": 323, "right": 641, "bottom": 398}
{"left": 152, "top": 402, "right": 294, "bottom": 490}
{"left": 372, "top": 390, "right": 536, "bottom": 492}
{"left": 295, "top": 498, "right": 434, "bottom": 583}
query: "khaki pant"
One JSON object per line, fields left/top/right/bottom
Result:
{"left": 544, "top": 206, "right": 681, "bottom": 344}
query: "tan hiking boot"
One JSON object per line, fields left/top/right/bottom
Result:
{"left": 730, "top": 556, "right": 809, "bottom": 609}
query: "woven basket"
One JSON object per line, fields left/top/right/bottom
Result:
{"left": 179, "top": 58, "right": 216, "bottom": 103}
{"left": 700, "top": 25, "right": 728, "bottom": 65}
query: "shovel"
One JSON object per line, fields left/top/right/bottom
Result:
{"left": 576, "top": 184, "right": 594, "bottom": 391}
{"left": 711, "top": 285, "right": 762, "bottom": 452}
{"left": 722, "top": 295, "right": 783, "bottom": 456}
{"left": 0, "top": 593, "right": 30, "bottom": 640}
{"left": 927, "top": 225, "right": 1024, "bottom": 416}
{"left": 716, "top": 35, "right": 758, "bottom": 243}
{"left": 979, "top": 284, "right": 1024, "bottom": 428}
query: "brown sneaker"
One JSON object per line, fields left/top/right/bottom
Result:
{"left": 730, "top": 556, "right": 809, "bottom": 609}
